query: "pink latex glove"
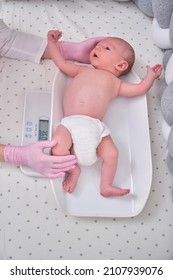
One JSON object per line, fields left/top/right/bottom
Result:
{"left": 4, "top": 140, "right": 77, "bottom": 178}
{"left": 60, "top": 36, "right": 105, "bottom": 63}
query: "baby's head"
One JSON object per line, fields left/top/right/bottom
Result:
{"left": 90, "top": 37, "right": 135, "bottom": 76}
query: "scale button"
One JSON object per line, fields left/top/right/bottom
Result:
{"left": 26, "top": 121, "right": 32, "bottom": 126}
{"left": 26, "top": 127, "right": 32, "bottom": 132}
{"left": 25, "top": 134, "right": 32, "bottom": 138}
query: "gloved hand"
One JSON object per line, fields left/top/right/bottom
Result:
{"left": 60, "top": 36, "right": 105, "bottom": 63}
{"left": 4, "top": 140, "right": 77, "bottom": 178}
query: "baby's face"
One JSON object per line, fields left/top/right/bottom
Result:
{"left": 89, "top": 37, "right": 126, "bottom": 70}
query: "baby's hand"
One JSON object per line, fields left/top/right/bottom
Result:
{"left": 47, "top": 30, "right": 62, "bottom": 43}
{"left": 146, "top": 64, "right": 162, "bottom": 79}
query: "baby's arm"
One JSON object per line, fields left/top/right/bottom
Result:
{"left": 47, "top": 30, "right": 85, "bottom": 77}
{"left": 118, "top": 64, "right": 162, "bottom": 97}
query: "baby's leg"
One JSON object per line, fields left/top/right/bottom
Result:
{"left": 52, "top": 125, "right": 80, "bottom": 193}
{"left": 97, "top": 136, "right": 130, "bottom": 197}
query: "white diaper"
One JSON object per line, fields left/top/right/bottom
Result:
{"left": 0, "top": 19, "right": 47, "bottom": 63}
{"left": 60, "top": 115, "right": 110, "bottom": 166}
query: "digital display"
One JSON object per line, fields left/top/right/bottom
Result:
{"left": 38, "top": 119, "right": 49, "bottom": 141}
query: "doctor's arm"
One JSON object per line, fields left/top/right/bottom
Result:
{"left": 0, "top": 141, "right": 77, "bottom": 178}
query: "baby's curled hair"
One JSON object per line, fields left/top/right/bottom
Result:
{"left": 114, "top": 37, "right": 135, "bottom": 75}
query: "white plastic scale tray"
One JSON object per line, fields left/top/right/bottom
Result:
{"left": 50, "top": 70, "right": 152, "bottom": 217}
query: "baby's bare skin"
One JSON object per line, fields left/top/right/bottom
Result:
{"left": 48, "top": 30, "right": 162, "bottom": 196}
{"left": 61, "top": 62, "right": 123, "bottom": 195}
{"left": 63, "top": 67, "right": 120, "bottom": 119}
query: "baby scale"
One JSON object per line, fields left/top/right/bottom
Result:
{"left": 21, "top": 70, "right": 152, "bottom": 217}
{"left": 20, "top": 90, "right": 52, "bottom": 177}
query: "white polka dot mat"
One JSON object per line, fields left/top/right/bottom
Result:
{"left": 0, "top": 0, "right": 172, "bottom": 260}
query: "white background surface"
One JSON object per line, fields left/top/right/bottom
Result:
{"left": 0, "top": 0, "right": 173, "bottom": 260}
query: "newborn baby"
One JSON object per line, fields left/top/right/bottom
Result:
{"left": 48, "top": 30, "right": 162, "bottom": 197}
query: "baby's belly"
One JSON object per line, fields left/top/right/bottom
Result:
{"left": 63, "top": 100, "right": 106, "bottom": 120}
{"left": 63, "top": 86, "right": 110, "bottom": 119}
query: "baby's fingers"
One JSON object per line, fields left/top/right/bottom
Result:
{"left": 152, "top": 64, "right": 162, "bottom": 74}
{"left": 53, "top": 30, "right": 62, "bottom": 41}
{"left": 147, "top": 64, "right": 162, "bottom": 77}
{"left": 48, "top": 30, "right": 62, "bottom": 42}
{"left": 57, "top": 31, "right": 62, "bottom": 40}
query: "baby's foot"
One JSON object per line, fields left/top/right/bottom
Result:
{"left": 100, "top": 185, "right": 130, "bottom": 197}
{"left": 63, "top": 166, "right": 81, "bottom": 193}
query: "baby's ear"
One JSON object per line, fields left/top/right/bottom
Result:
{"left": 116, "top": 60, "right": 128, "bottom": 72}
